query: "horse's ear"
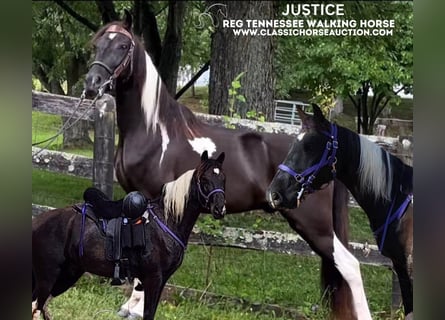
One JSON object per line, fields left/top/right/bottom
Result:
{"left": 296, "top": 106, "right": 312, "bottom": 127}
{"left": 122, "top": 9, "right": 133, "bottom": 30}
{"left": 201, "top": 150, "right": 209, "bottom": 161}
{"left": 216, "top": 152, "right": 225, "bottom": 164}
{"left": 312, "top": 104, "right": 326, "bottom": 123}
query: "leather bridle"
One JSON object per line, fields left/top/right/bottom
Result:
{"left": 89, "top": 25, "right": 135, "bottom": 90}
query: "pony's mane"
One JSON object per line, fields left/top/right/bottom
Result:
{"left": 162, "top": 169, "right": 195, "bottom": 222}
{"left": 358, "top": 135, "right": 393, "bottom": 200}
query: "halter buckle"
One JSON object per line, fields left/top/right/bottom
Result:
{"left": 296, "top": 187, "right": 305, "bottom": 208}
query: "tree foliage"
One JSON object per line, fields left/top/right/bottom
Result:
{"left": 275, "top": 1, "right": 413, "bottom": 134}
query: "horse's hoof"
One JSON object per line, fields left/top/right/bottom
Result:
{"left": 117, "top": 308, "right": 129, "bottom": 317}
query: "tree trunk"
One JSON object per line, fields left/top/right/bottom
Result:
{"left": 158, "top": 1, "right": 186, "bottom": 95}
{"left": 61, "top": 24, "right": 93, "bottom": 149}
{"left": 133, "top": 1, "right": 185, "bottom": 95}
{"left": 95, "top": 0, "right": 118, "bottom": 23}
{"left": 208, "top": 1, "right": 275, "bottom": 120}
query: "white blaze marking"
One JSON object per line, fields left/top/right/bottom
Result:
{"left": 333, "top": 233, "right": 372, "bottom": 320}
{"left": 141, "top": 53, "right": 161, "bottom": 133}
{"left": 297, "top": 132, "right": 306, "bottom": 141}
{"left": 159, "top": 123, "right": 170, "bottom": 166}
{"left": 213, "top": 168, "right": 220, "bottom": 174}
{"left": 188, "top": 137, "right": 216, "bottom": 157}
{"left": 108, "top": 33, "right": 117, "bottom": 40}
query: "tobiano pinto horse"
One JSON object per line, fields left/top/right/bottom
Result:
{"left": 32, "top": 152, "right": 226, "bottom": 320}
{"left": 84, "top": 11, "right": 359, "bottom": 320}
{"left": 268, "top": 104, "right": 413, "bottom": 319}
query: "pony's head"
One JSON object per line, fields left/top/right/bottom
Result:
{"left": 85, "top": 10, "right": 135, "bottom": 98}
{"left": 162, "top": 151, "right": 226, "bottom": 221}
{"left": 267, "top": 104, "right": 336, "bottom": 209}
{"left": 195, "top": 151, "right": 226, "bottom": 219}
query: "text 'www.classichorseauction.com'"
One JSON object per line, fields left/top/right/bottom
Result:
{"left": 222, "top": 4, "right": 395, "bottom": 37}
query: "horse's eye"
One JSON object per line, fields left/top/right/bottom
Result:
{"left": 121, "top": 44, "right": 128, "bottom": 50}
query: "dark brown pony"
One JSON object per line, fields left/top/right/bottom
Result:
{"left": 84, "top": 12, "right": 358, "bottom": 320}
{"left": 268, "top": 105, "right": 413, "bottom": 319}
{"left": 32, "top": 152, "right": 226, "bottom": 320}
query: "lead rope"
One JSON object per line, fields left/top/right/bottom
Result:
{"left": 32, "top": 83, "right": 109, "bottom": 158}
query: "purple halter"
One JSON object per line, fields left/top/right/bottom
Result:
{"left": 278, "top": 123, "right": 338, "bottom": 202}
{"left": 197, "top": 181, "right": 225, "bottom": 209}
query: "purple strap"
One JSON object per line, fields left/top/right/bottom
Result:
{"left": 197, "top": 181, "right": 225, "bottom": 208}
{"left": 79, "top": 203, "right": 91, "bottom": 256}
{"left": 148, "top": 205, "right": 186, "bottom": 250}
{"left": 376, "top": 193, "right": 413, "bottom": 252}
{"left": 279, "top": 123, "right": 338, "bottom": 194}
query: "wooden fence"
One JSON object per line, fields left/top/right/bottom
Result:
{"left": 32, "top": 90, "right": 410, "bottom": 315}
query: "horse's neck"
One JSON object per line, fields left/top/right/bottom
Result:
{"left": 179, "top": 195, "right": 202, "bottom": 245}
{"left": 333, "top": 127, "right": 382, "bottom": 223}
{"left": 165, "top": 186, "right": 202, "bottom": 246}
{"left": 114, "top": 47, "right": 174, "bottom": 136}
{"left": 335, "top": 126, "right": 407, "bottom": 229}
{"left": 115, "top": 86, "right": 145, "bottom": 134}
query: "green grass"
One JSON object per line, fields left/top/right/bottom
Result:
{"left": 45, "top": 246, "right": 393, "bottom": 320}
{"left": 47, "top": 275, "right": 292, "bottom": 320}
{"left": 32, "top": 169, "right": 126, "bottom": 207}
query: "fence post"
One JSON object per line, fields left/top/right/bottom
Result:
{"left": 93, "top": 94, "right": 115, "bottom": 199}
{"left": 391, "top": 270, "right": 402, "bottom": 316}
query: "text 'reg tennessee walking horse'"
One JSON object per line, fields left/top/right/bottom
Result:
{"left": 32, "top": 151, "right": 226, "bottom": 320}
{"left": 84, "top": 11, "right": 357, "bottom": 320}
{"left": 267, "top": 104, "right": 413, "bottom": 319}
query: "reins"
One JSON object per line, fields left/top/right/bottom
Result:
{"left": 278, "top": 123, "right": 338, "bottom": 206}
{"left": 33, "top": 25, "right": 135, "bottom": 158}
{"left": 32, "top": 88, "right": 106, "bottom": 157}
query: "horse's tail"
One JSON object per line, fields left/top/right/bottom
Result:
{"left": 321, "top": 180, "right": 355, "bottom": 319}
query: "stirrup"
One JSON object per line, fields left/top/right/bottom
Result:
{"left": 110, "top": 262, "right": 124, "bottom": 285}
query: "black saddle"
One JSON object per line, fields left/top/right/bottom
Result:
{"left": 83, "top": 187, "right": 148, "bottom": 220}
{"left": 83, "top": 187, "right": 123, "bottom": 219}
{"left": 78, "top": 187, "right": 150, "bottom": 285}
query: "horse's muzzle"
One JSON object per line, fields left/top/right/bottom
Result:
{"left": 266, "top": 190, "right": 282, "bottom": 209}
{"left": 212, "top": 205, "right": 226, "bottom": 220}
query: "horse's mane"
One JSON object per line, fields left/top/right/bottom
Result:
{"left": 358, "top": 135, "right": 393, "bottom": 200}
{"left": 162, "top": 170, "right": 195, "bottom": 222}
{"left": 140, "top": 52, "right": 203, "bottom": 139}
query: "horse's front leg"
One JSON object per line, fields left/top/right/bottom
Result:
{"left": 141, "top": 273, "right": 165, "bottom": 320}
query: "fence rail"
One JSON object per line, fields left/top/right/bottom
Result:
{"left": 31, "top": 204, "right": 390, "bottom": 267}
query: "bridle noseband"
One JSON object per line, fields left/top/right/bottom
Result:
{"left": 197, "top": 180, "right": 225, "bottom": 210}
{"left": 278, "top": 123, "right": 338, "bottom": 205}
{"left": 89, "top": 25, "right": 135, "bottom": 94}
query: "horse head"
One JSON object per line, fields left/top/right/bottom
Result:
{"left": 267, "top": 104, "right": 336, "bottom": 209}
{"left": 84, "top": 10, "right": 135, "bottom": 98}
{"left": 195, "top": 151, "right": 226, "bottom": 219}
